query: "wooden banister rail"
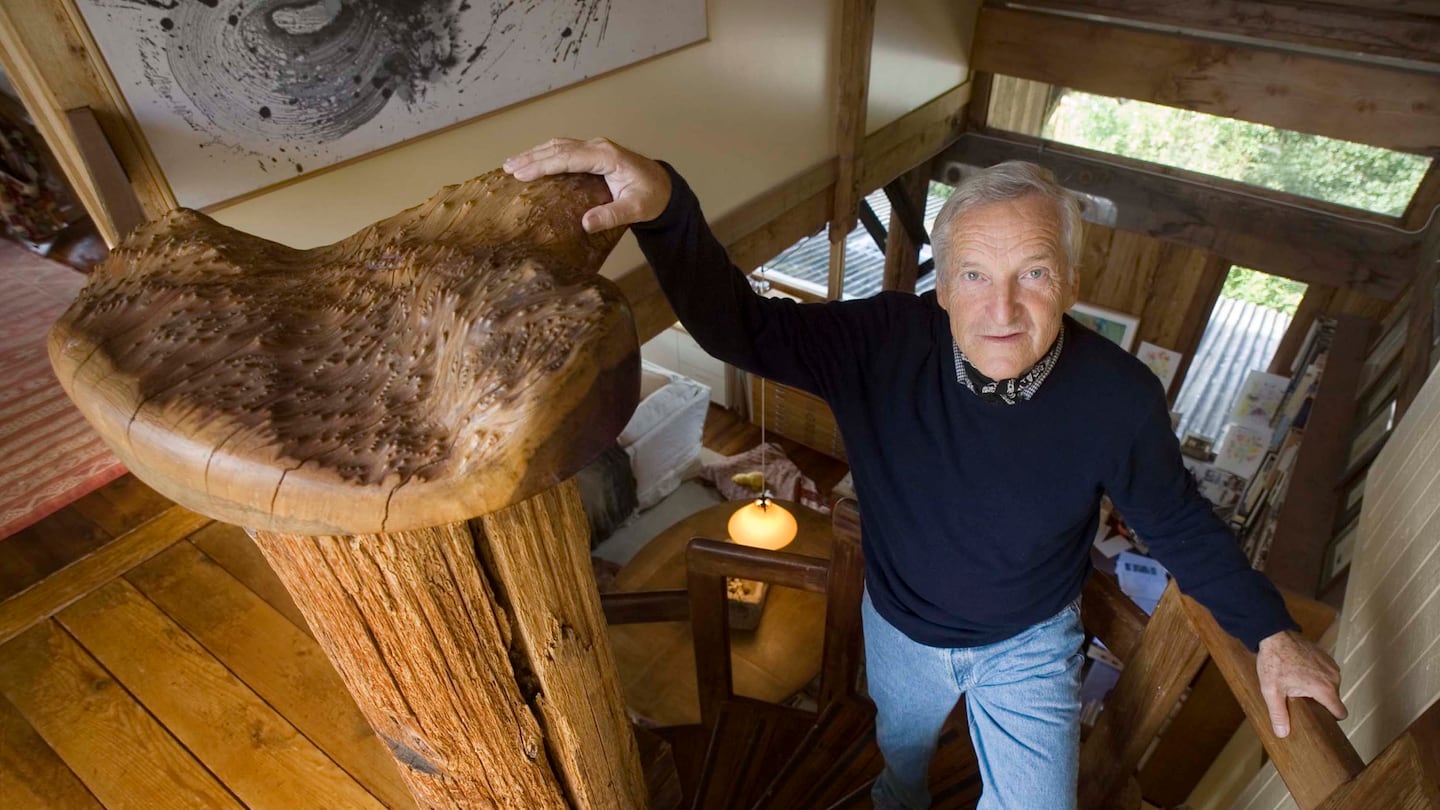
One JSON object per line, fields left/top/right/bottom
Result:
{"left": 1180, "top": 594, "right": 1365, "bottom": 808}
{"left": 687, "top": 538, "right": 831, "bottom": 729}
{"left": 1076, "top": 576, "right": 1436, "bottom": 810}
{"left": 1079, "top": 584, "right": 1209, "bottom": 810}
{"left": 600, "top": 590, "right": 691, "bottom": 625}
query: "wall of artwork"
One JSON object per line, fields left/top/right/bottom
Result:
{"left": 201, "top": 0, "right": 976, "bottom": 272}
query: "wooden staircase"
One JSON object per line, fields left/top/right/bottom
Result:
{"left": 605, "top": 498, "right": 1439, "bottom": 810}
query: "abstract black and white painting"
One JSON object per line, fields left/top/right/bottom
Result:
{"left": 78, "top": 0, "right": 707, "bottom": 207}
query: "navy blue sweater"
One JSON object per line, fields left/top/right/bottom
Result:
{"left": 633, "top": 166, "right": 1298, "bottom": 651}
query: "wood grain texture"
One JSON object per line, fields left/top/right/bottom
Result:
{"left": 475, "top": 480, "right": 648, "bottom": 810}
{"left": 0, "top": 504, "right": 211, "bottom": 646}
{"left": 251, "top": 522, "right": 568, "bottom": 809}
{"left": 1012, "top": 0, "right": 1440, "bottom": 65}
{"left": 186, "top": 521, "right": 312, "bottom": 637}
{"left": 882, "top": 165, "right": 930, "bottom": 293}
{"left": 0, "top": 621, "right": 242, "bottom": 809}
{"left": 1079, "top": 569, "right": 1149, "bottom": 664}
{"left": 1316, "top": 729, "right": 1440, "bottom": 809}
{"left": 56, "top": 579, "right": 384, "bottom": 810}
{"left": 1138, "top": 592, "right": 1336, "bottom": 805}
{"left": 0, "top": 691, "right": 102, "bottom": 809}
{"left": 828, "top": 0, "right": 878, "bottom": 244}
{"left": 941, "top": 133, "right": 1420, "bottom": 299}
{"left": 50, "top": 170, "right": 636, "bottom": 535}
{"left": 125, "top": 541, "right": 415, "bottom": 809}
{"left": 974, "top": 7, "right": 1440, "bottom": 155}
{"left": 1180, "top": 594, "right": 1364, "bottom": 809}
{"left": 1078, "top": 583, "right": 1208, "bottom": 810}
{"left": 1398, "top": 226, "right": 1439, "bottom": 421}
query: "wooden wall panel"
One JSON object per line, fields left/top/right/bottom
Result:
{"left": 1232, "top": 345, "right": 1440, "bottom": 810}
{"left": 1074, "top": 221, "right": 1221, "bottom": 391}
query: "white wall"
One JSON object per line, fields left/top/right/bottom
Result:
{"left": 208, "top": 0, "right": 976, "bottom": 287}
{"left": 1230, "top": 363, "right": 1440, "bottom": 808}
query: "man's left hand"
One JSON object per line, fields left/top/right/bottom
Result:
{"left": 1256, "top": 630, "right": 1347, "bottom": 738}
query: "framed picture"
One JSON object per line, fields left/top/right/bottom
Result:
{"left": 73, "top": 0, "right": 709, "bottom": 208}
{"left": 1069, "top": 302, "right": 1140, "bottom": 351}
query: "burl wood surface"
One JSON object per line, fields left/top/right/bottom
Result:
{"left": 49, "top": 171, "right": 637, "bottom": 534}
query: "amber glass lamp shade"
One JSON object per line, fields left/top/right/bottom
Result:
{"left": 727, "top": 496, "right": 798, "bottom": 551}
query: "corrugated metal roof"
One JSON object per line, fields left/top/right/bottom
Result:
{"left": 762, "top": 188, "right": 946, "bottom": 299}
{"left": 1174, "top": 296, "right": 1292, "bottom": 442}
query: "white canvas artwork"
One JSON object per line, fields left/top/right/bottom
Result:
{"left": 77, "top": 0, "right": 708, "bottom": 208}
{"left": 1136, "top": 341, "right": 1182, "bottom": 390}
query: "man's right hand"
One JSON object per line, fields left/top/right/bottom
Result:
{"left": 503, "top": 137, "right": 672, "bottom": 234}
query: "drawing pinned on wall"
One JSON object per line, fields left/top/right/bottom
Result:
{"left": 77, "top": 0, "right": 708, "bottom": 208}
{"left": 1136, "top": 341, "right": 1182, "bottom": 390}
{"left": 1068, "top": 301, "right": 1139, "bottom": 352}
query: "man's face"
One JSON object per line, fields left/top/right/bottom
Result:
{"left": 935, "top": 194, "right": 1078, "bottom": 380}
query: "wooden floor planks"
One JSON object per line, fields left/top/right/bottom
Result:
{"left": 0, "top": 691, "right": 103, "bottom": 810}
{"left": 0, "top": 404, "right": 846, "bottom": 809}
{"left": 0, "top": 621, "right": 245, "bottom": 809}
{"left": 54, "top": 579, "right": 385, "bottom": 810}
{"left": 125, "top": 541, "right": 414, "bottom": 809}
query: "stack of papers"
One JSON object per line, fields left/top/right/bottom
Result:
{"left": 1116, "top": 551, "right": 1169, "bottom": 615}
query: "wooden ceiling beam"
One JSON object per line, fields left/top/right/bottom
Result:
{"left": 938, "top": 132, "right": 1420, "bottom": 299}
{"left": 1000, "top": 0, "right": 1440, "bottom": 67}
{"left": 973, "top": 6, "right": 1440, "bottom": 155}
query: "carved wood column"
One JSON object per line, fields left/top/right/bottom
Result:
{"left": 49, "top": 170, "right": 649, "bottom": 809}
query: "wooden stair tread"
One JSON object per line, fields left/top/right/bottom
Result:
{"left": 691, "top": 698, "right": 815, "bottom": 810}
{"left": 754, "top": 695, "right": 878, "bottom": 809}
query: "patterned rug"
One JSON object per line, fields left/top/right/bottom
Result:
{"left": 0, "top": 238, "right": 124, "bottom": 539}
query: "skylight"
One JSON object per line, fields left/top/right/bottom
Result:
{"left": 1040, "top": 90, "right": 1430, "bottom": 218}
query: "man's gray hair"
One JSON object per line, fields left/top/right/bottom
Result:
{"left": 932, "top": 161, "right": 1084, "bottom": 278}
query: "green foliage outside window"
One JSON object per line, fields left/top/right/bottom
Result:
{"left": 1042, "top": 92, "right": 1429, "bottom": 218}
{"left": 1221, "top": 266, "right": 1307, "bottom": 315}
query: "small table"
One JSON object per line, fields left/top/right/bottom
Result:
{"left": 607, "top": 499, "right": 833, "bottom": 726}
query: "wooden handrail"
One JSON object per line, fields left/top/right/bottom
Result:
{"left": 686, "top": 539, "right": 831, "bottom": 592}
{"left": 600, "top": 590, "right": 690, "bottom": 625}
{"left": 1180, "top": 594, "right": 1364, "bottom": 809}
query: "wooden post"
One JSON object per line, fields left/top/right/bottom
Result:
{"left": 49, "top": 170, "right": 651, "bottom": 809}
{"left": 882, "top": 165, "right": 931, "bottom": 294}
{"left": 1397, "top": 224, "right": 1439, "bottom": 421}
{"left": 1077, "top": 583, "right": 1208, "bottom": 810}
{"left": 827, "top": 0, "right": 877, "bottom": 300}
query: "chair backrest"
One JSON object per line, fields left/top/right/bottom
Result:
{"left": 686, "top": 498, "right": 865, "bottom": 729}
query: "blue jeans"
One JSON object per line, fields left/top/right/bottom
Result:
{"left": 863, "top": 589, "right": 1084, "bottom": 810}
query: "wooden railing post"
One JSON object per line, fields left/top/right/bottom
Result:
{"left": 1078, "top": 582, "right": 1208, "bottom": 810}
{"left": 818, "top": 499, "right": 865, "bottom": 711}
{"left": 49, "top": 170, "right": 651, "bottom": 808}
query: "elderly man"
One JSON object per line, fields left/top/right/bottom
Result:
{"left": 505, "top": 138, "right": 1347, "bottom": 810}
